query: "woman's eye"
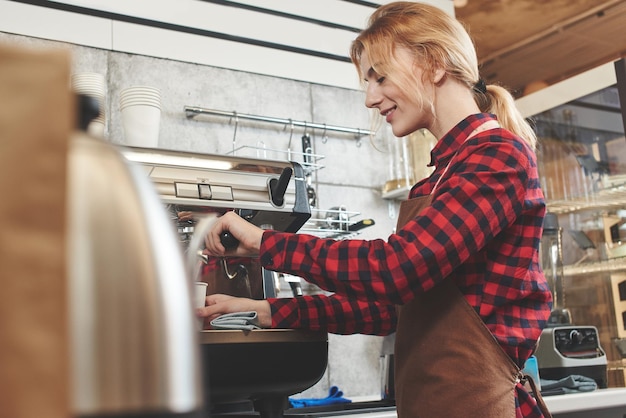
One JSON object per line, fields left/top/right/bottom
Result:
{"left": 376, "top": 76, "right": 386, "bottom": 84}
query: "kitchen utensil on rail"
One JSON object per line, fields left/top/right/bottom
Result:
{"left": 301, "top": 133, "right": 317, "bottom": 207}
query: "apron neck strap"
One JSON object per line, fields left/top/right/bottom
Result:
{"left": 431, "top": 120, "right": 501, "bottom": 194}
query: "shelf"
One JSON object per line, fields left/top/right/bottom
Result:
{"left": 226, "top": 145, "right": 325, "bottom": 174}
{"left": 382, "top": 186, "right": 410, "bottom": 200}
{"left": 547, "top": 177, "right": 626, "bottom": 214}
{"left": 299, "top": 207, "right": 373, "bottom": 240}
{"left": 563, "top": 256, "right": 626, "bottom": 276}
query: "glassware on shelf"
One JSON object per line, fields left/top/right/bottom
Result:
{"left": 540, "top": 212, "right": 572, "bottom": 326}
{"left": 383, "top": 127, "right": 413, "bottom": 194}
{"left": 408, "top": 128, "right": 436, "bottom": 183}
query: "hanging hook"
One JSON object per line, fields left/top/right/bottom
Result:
{"left": 355, "top": 128, "right": 362, "bottom": 147}
{"left": 231, "top": 111, "right": 239, "bottom": 153}
{"left": 287, "top": 118, "right": 295, "bottom": 153}
{"left": 321, "top": 123, "right": 328, "bottom": 144}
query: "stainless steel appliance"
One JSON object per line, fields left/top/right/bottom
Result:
{"left": 535, "top": 326, "right": 608, "bottom": 388}
{"left": 67, "top": 133, "right": 203, "bottom": 417}
{"left": 122, "top": 147, "right": 329, "bottom": 418}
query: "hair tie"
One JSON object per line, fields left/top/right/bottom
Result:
{"left": 473, "top": 78, "right": 487, "bottom": 94}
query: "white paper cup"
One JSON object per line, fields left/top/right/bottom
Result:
{"left": 120, "top": 98, "right": 161, "bottom": 108}
{"left": 72, "top": 73, "right": 106, "bottom": 98}
{"left": 195, "top": 282, "right": 208, "bottom": 330}
{"left": 120, "top": 103, "right": 161, "bottom": 148}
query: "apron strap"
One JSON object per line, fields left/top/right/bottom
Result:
{"left": 431, "top": 119, "right": 501, "bottom": 194}
{"left": 522, "top": 374, "right": 553, "bottom": 418}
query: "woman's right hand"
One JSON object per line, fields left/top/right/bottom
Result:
{"left": 203, "top": 211, "right": 264, "bottom": 258}
{"left": 197, "top": 293, "right": 272, "bottom": 328}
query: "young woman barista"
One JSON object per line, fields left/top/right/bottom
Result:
{"left": 199, "top": 2, "right": 553, "bottom": 417}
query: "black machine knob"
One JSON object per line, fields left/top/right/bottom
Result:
{"left": 570, "top": 329, "right": 583, "bottom": 344}
{"left": 220, "top": 231, "right": 239, "bottom": 249}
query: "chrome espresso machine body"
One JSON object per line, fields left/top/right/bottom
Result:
{"left": 122, "top": 147, "right": 328, "bottom": 418}
{"left": 123, "top": 146, "right": 313, "bottom": 299}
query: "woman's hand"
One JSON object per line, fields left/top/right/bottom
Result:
{"left": 203, "top": 211, "right": 264, "bottom": 257}
{"left": 197, "top": 293, "right": 272, "bottom": 328}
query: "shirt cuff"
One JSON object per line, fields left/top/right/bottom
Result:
{"left": 259, "top": 229, "right": 287, "bottom": 269}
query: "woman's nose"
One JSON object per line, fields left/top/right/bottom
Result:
{"left": 364, "top": 85, "right": 381, "bottom": 109}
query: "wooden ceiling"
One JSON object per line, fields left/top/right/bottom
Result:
{"left": 453, "top": 0, "right": 626, "bottom": 97}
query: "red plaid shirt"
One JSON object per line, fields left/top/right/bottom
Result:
{"left": 261, "top": 113, "right": 552, "bottom": 417}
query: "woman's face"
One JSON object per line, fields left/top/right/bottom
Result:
{"left": 359, "top": 48, "right": 433, "bottom": 138}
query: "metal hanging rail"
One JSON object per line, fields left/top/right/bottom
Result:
{"left": 184, "top": 106, "right": 374, "bottom": 138}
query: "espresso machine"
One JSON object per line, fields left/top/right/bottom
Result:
{"left": 122, "top": 147, "right": 329, "bottom": 418}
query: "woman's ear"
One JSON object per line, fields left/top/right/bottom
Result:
{"left": 433, "top": 67, "right": 446, "bottom": 85}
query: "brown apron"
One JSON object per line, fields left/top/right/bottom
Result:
{"left": 393, "top": 188, "right": 551, "bottom": 417}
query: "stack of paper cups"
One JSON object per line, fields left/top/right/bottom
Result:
{"left": 71, "top": 72, "right": 107, "bottom": 137}
{"left": 119, "top": 86, "right": 161, "bottom": 148}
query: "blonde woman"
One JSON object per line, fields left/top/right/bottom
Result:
{"left": 200, "top": 3, "right": 552, "bottom": 417}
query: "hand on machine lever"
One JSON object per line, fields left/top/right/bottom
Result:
{"left": 203, "top": 211, "right": 264, "bottom": 258}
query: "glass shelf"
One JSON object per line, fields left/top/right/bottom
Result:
{"left": 299, "top": 207, "right": 372, "bottom": 240}
{"left": 226, "top": 144, "right": 325, "bottom": 175}
{"left": 547, "top": 178, "right": 626, "bottom": 215}
{"left": 381, "top": 186, "right": 410, "bottom": 200}
{"left": 563, "top": 255, "right": 626, "bottom": 277}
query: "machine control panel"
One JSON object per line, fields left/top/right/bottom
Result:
{"left": 553, "top": 326, "right": 602, "bottom": 358}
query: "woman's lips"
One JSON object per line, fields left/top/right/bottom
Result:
{"left": 383, "top": 108, "right": 395, "bottom": 123}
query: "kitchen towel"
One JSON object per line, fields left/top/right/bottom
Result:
{"left": 289, "top": 386, "right": 352, "bottom": 408}
{"left": 210, "top": 311, "right": 261, "bottom": 330}
{"left": 540, "top": 375, "right": 598, "bottom": 396}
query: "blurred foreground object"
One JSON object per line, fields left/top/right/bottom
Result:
{"left": 0, "top": 42, "right": 73, "bottom": 418}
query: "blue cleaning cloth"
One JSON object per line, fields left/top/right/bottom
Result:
{"left": 289, "top": 386, "right": 352, "bottom": 408}
{"left": 209, "top": 311, "right": 261, "bottom": 330}
{"left": 540, "top": 375, "right": 598, "bottom": 395}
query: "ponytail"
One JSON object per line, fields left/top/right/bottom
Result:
{"left": 476, "top": 84, "right": 537, "bottom": 150}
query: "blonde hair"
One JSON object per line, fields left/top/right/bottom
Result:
{"left": 350, "top": 2, "right": 537, "bottom": 149}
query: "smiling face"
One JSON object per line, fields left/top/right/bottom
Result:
{"left": 359, "top": 47, "right": 435, "bottom": 138}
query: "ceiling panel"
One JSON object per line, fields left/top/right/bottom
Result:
{"left": 456, "top": 0, "right": 626, "bottom": 96}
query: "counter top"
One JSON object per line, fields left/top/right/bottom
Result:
{"left": 328, "top": 389, "right": 626, "bottom": 417}
{"left": 543, "top": 388, "right": 626, "bottom": 414}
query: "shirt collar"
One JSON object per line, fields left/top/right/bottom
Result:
{"left": 428, "top": 113, "right": 498, "bottom": 167}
